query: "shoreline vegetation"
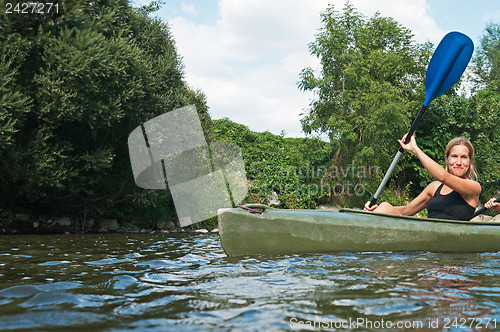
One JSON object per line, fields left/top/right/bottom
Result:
{"left": 2, "top": 203, "right": 498, "bottom": 236}
{"left": 0, "top": 210, "right": 217, "bottom": 235}
{"left": 1, "top": 2, "right": 498, "bottom": 234}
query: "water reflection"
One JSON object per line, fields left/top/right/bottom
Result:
{"left": 0, "top": 234, "right": 498, "bottom": 330}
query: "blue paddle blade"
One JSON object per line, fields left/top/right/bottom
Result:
{"left": 424, "top": 31, "right": 474, "bottom": 106}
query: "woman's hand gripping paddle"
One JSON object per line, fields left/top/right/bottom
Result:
{"left": 369, "top": 32, "right": 474, "bottom": 208}
{"left": 471, "top": 197, "right": 500, "bottom": 219}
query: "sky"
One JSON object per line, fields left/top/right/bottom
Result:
{"left": 132, "top": 0, "right": 500, "bottom": 138}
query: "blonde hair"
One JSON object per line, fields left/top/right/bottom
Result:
{"left": 444, "top": 137, "right": 477, "bottom": 180}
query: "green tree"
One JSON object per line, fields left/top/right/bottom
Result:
{"left": 298, "top": 2, "right": 432, "bottom": 205}
{"left": 211, "top": 118, "right": 334, "bottom": 209}
{"left": 471, "top": 23, "right": 500, "bottom": 91}
{"left": 470, "top": 23, "right": 500, "bottom": 200}
{"left": 0, "top": 0, "right": 208, "bottom": 222}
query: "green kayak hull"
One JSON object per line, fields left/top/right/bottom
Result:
{"left": 217, "top": 205, "right": 500, "bottom": 256}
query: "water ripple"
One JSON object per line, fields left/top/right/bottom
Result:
{"left": 0, "top": 233, "right": 498, "bottom": 331}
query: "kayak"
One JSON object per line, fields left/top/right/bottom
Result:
{"left": 217, "top": 204, "right": 500, "bottom": 256}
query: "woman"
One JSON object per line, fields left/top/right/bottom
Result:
{"left": 485, "top": 198, "right": 500, "bottom": 213}
{"left": 364, "top": 134, "right": 481, "bottom": 221}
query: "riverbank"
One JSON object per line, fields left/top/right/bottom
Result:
{"left": 0, "top": 210, "right": 218, "bottom": 235}
{"left": 1, "top": 206, "right": 497, "bottom": 235}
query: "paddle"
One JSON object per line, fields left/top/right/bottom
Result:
{"left": 471, "top": 197, "right": 500, "bottom": 219}
{"left": 369, "top": 31, "right": 474, "bottom": 207}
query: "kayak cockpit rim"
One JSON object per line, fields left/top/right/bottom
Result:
{"left": 219, "top": 204, "right": 500, "bottom": 226}
{"left": 340, "top": 208, "right": 500, "bottom": 226}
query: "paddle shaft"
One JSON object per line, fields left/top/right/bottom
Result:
{"left": 471, "top": 197, "right": 500, "bottom": 219}
{"left": 369, "top": 104, "right": 428, "bottom": 207}
{"left": 368, "top": 32, "right": 474, "bottom": 209}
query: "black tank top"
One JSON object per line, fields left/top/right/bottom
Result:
{"left": 427, "top": 183, "right": 475, "bottom": 221}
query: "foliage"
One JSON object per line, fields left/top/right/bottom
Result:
{"left": 409, "top": 25, "right": 500, "bottom": 202}
{"left": 470, "top": 23, "right": 500, "bottom": 91}
{"left": 1, "top": 0, "right": 498, "bottom": 230}
{"left": 298, "top": 2, "right": 433, "bottom": 205}
{"left": 409, "top": 87, "right": 500, "bottom": 200}
{"left": 210, "top": 119, "right": 334, "bottom": 209}
{"left": 298, "top": 2, "right": 499, "bottom": 208}
{"left": 0, "top": 0, "right": 208, "bottom": 222}
{"left": 118, "top": 190, "right": 177, "bottom": 229}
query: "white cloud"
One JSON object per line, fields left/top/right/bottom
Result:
{"left": 483, "top": 9, "right": 500, "bottom": 23}
{"left": 352, "top": 0, "right": 443, "bottom": 44}
{"left": 167, "top": 0, "right": 444, "bottom": 138}
{"left": 180, "top": 2, "right": 197, "bottom": 15}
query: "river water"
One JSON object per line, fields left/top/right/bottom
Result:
{"left": 0, "top": 233, "right": 498, "bottom": 331}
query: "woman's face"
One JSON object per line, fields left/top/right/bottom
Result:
{"left": 446, "top": 144, "right": 470, "bottom": 178}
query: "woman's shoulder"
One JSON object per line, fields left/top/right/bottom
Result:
{"left": 467, "top": 178, "right": 482, "bottom": 196}
{"left": 420, "top": 181, "right": 442, "bottom": 198}
{"left": 426, "top": 181, "right": 442, "bottom": 191}
{"left": 456, "top": 178, "right": 482, "bottom": 195}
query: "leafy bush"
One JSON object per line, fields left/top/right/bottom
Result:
{"left": 0, "top": 0, "right": 208, "bottom": 223}
{"left": 210, "top": 118, "right": 334, "bottom": 209}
